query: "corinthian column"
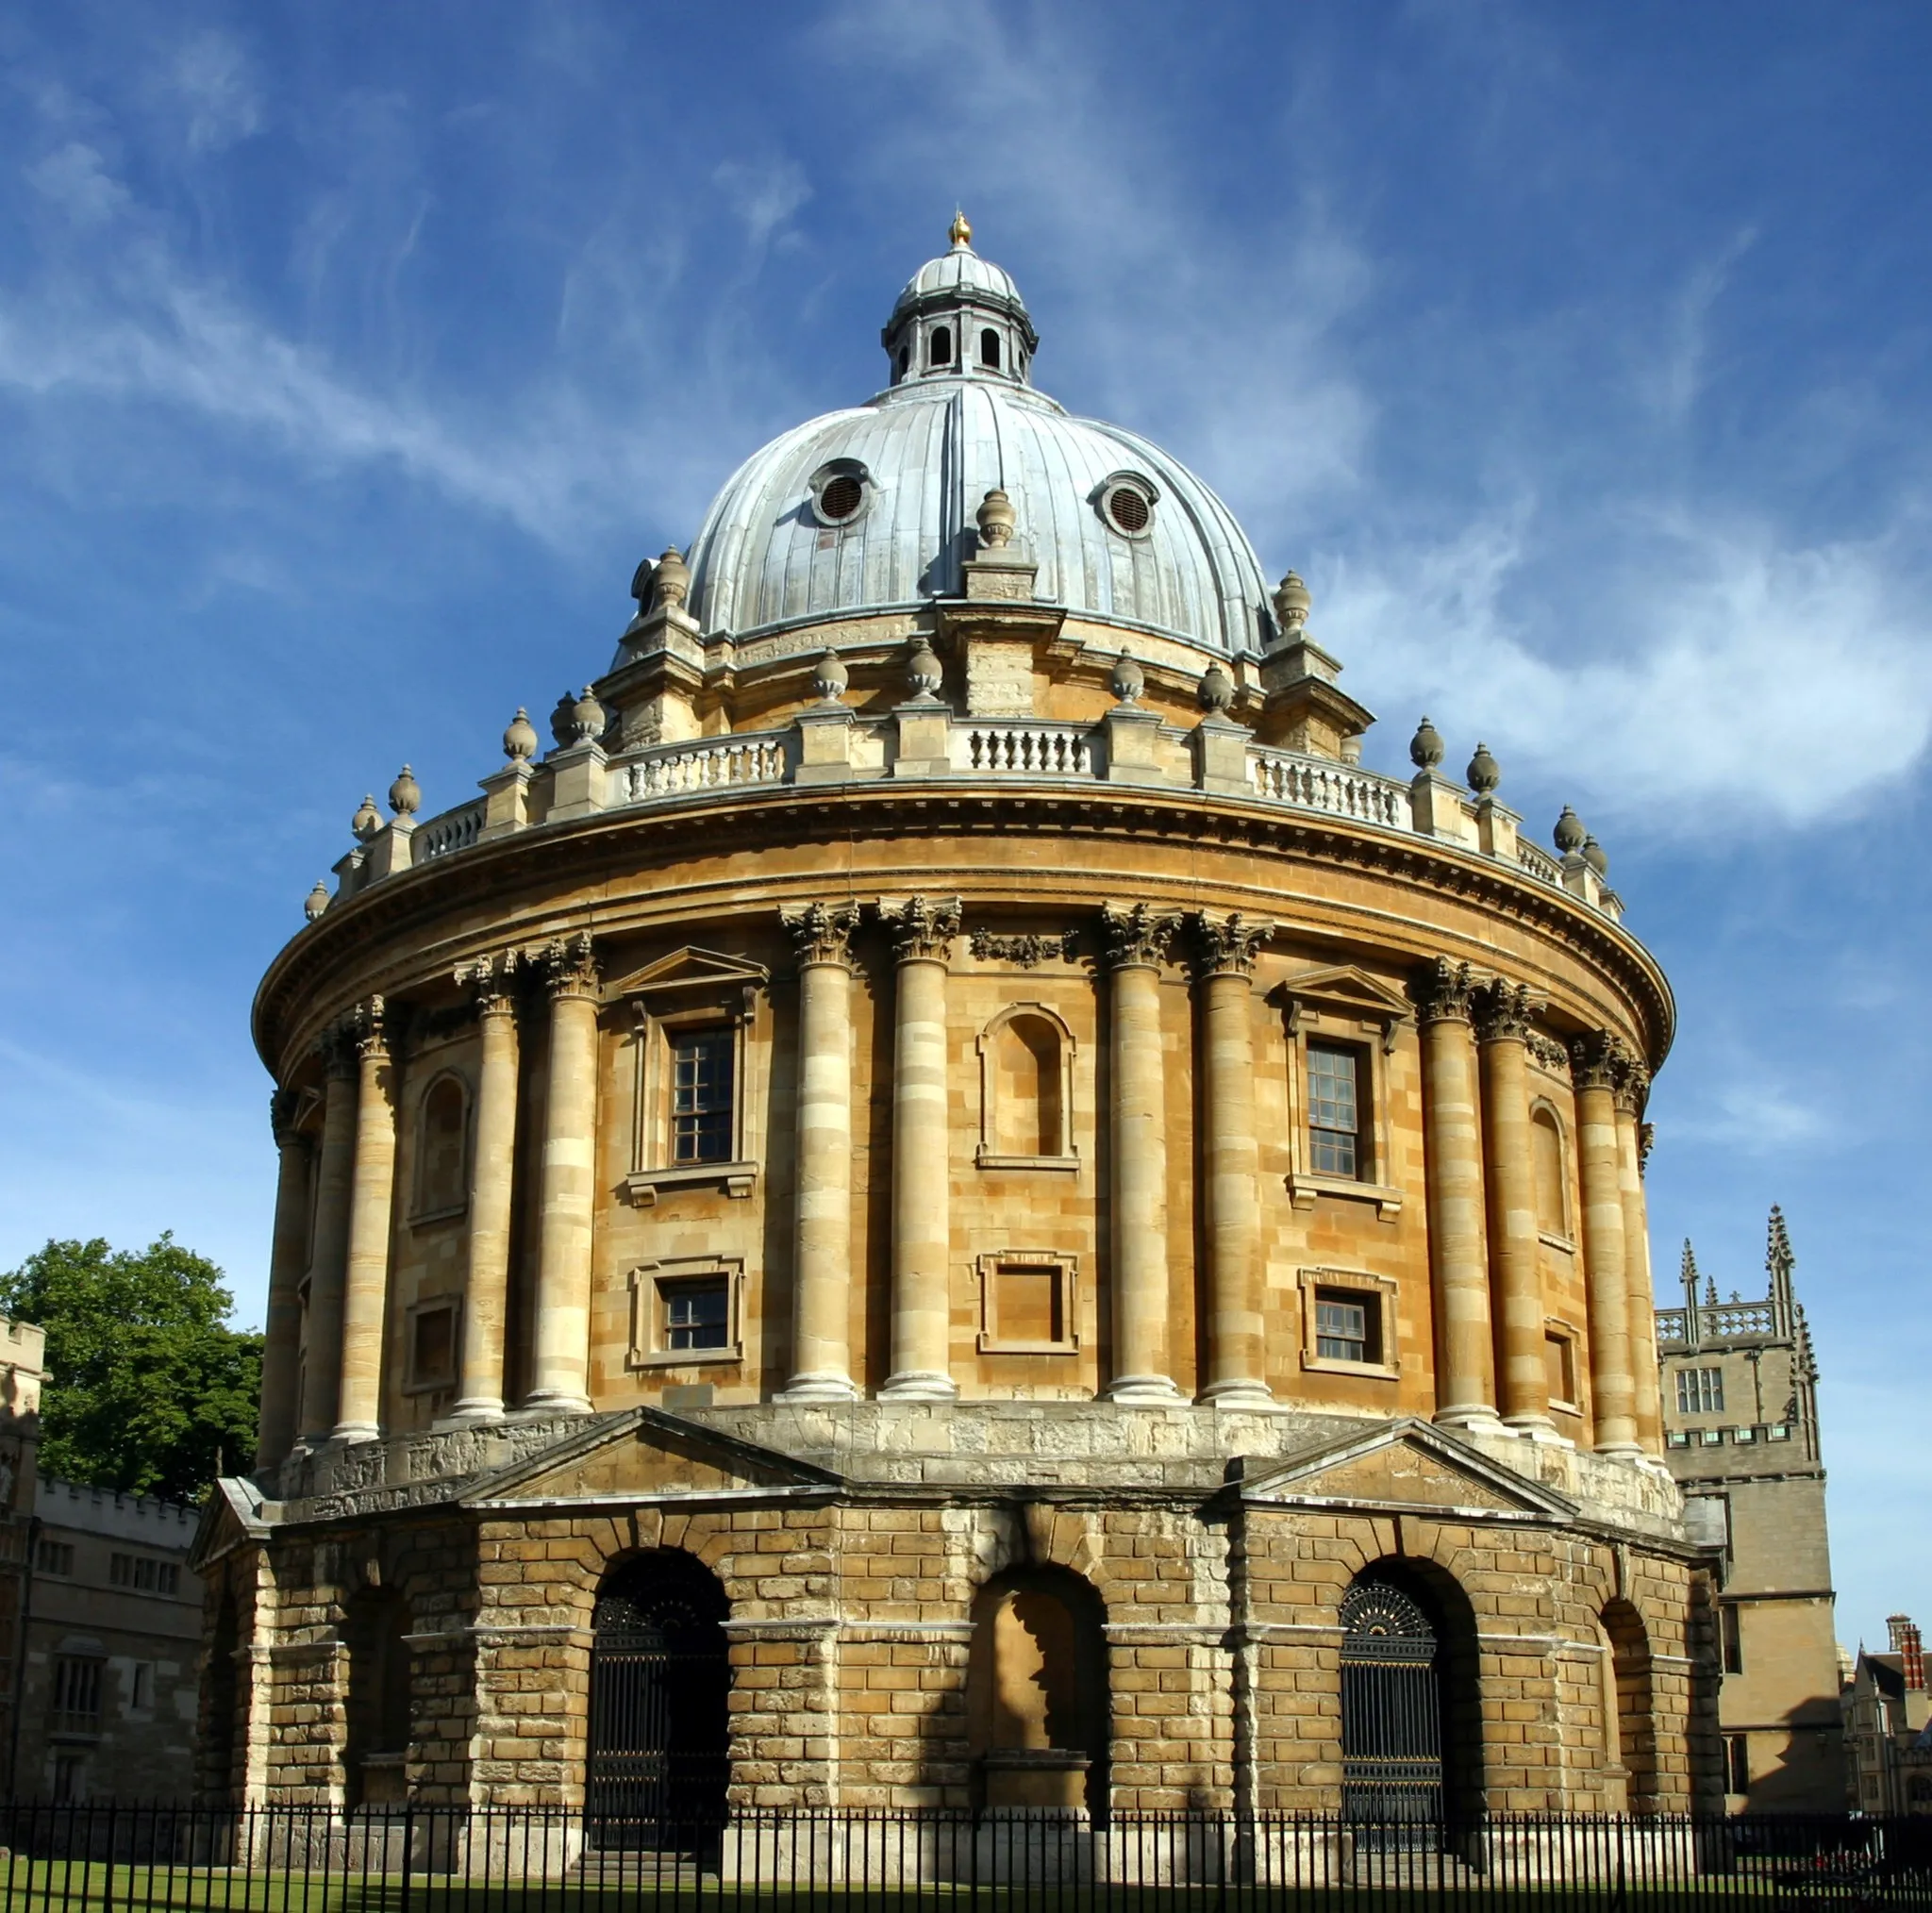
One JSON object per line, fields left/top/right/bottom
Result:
{"left": 256, "top": 1089, "right": 311, "bottom": 1468}
{"left": 1574, "top": 1031, "right": 1641, "bottom": 1457}
{"left": 528, "top": 934, "right": 600, "bottom": 1415}
{"left": 452, "top": 953, "right": 521, "bottom": 1422}
{"left": 334, "top": 999, "right": 396, "bottom": 1443}
{"left": 1415, "top": 958, "right": 1499, "bottom": 1430}
{"left": 299, "top": 1028, "right": 358, "bottom": 1444}
{"left": 780, "top": 903, "right": 859, "bottom": 1401}
{"left": 1617, "top": 1063, "right": 1663, "bottom": 1457}
{"left": 1100, "top": 905, "right": 1181, "bottom": 1403}
{"left": 880, "top": 896, "right": 959, "bottom": 1400}
{"left": 1474, "top": 981, "right": 1555, "bottom": 1438}
{"left": 1193, "top": 912, "right": 1274, "bottom": 1409}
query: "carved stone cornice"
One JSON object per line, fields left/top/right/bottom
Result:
{"left": 968, "top": 927, "right": 1078, "bottom": 968}
{"left": 879, "top": 895, "right": 960, "bottom": 964}
{"left": 1473, "top": 979, "right": 1535, "bottom": 1044}
{"left": 540, "top": 933, "right": 600, "bottom": 1001}
{"left": 1569, "top": 1028, "right": 1635, "bottom": 1092}
{"left": 1099, "top": 902, "right": 1177, "bottom": 971}
{"left": 456, "top": 950, "right": 522, "bottom": 1017}
{"left": 783, "top": 901, "right": 859, "bottom": 970}
{"left": 1189, "top": 911, "right": 1274, "bottom": 980}
{"left": 1411, "top": 956, "right": 1476, "bottom": 1026}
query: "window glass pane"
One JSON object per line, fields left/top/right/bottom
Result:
{"left": 664, "top": 1280, "right": 730, "bottom": 1350}
{"left": 672, "top": 1031, "right": 735, "bottom": 1164}
{"left": 1307, "top": 1045, "right": 1360, "bottom": 1178}
{"left": 1314, "top": 1294, "right": 1368, "bottom": 1362}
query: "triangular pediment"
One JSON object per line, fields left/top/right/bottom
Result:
{"left": 1236, "top": 1418, "right": 1577, "bottom": 1522}
{"left": 607, "top": 946, "right": 770, "bottom": 1003}
{"left": 1273, "top": 964, "right": 1413, "bottom": 1029}
{"left": 461, "top": 1406, "right": 843, "bottom": 1509}
{"left": 190, "top": 1475, "right": 270, "bottom": 1572}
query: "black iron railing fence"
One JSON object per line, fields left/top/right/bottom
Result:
{"left": 0, "top": 1803, "right": 1928, "bottom": 1911}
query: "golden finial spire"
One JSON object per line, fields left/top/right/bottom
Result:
{"left": 948, "top": 208, "right": 972, "bottom": 248}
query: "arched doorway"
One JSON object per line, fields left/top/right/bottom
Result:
{"left": 342, "top": 1588, "right": 412, "bottom": 1809}
{"left": 1340, "top": 1563, "right": 1482, "bottom": 1827}
{"left": 967, "top": 1566, "right": 1108, "bottom": 1815}
{"left": 587, "top": 1550, "right": 730, "bottom": 1844}
{"left": 1602, "top": 1599, "right": 1657, "bottom": 1812}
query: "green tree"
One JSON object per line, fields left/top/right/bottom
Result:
{"left": 0, "top": 1234, "right": 261, "bottom": 1503}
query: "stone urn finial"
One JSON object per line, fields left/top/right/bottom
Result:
{"left": 1582, "top": 833, "right": 1609, "bottom": 878}
{"left": 975, "top": 488, "right": 1016, "bottom": 551}
{"left": 388, "top": 765, "right": 422, "bottom": 817}
{"left": 812, "top": 648, "right": 850, "bottom": 704}
{"left": 304, "top": 879, "right": 329, "bottom": 923}
{"left": 1466, "top": 741, "right": 1500, "bottom": 794}
{"left": 503, "top": 707, "right": 539, "bottom": 761}
{"left": 654, "top": 545, "right": 691, "bottom": 609}
{"left": 1554, "top": 806, "right": 1587, "bottom": 854}
{"left": 1409, "top": 716, "right": 1444, "bottom": 771}
{"left": 351, "top": 793, "right": 382, "bottom": 841}
{"left": 1199, "top": 663, "right": 1235, "bottom": 714}
{"left": 906, "top": 638, "right": 944, "bottom": 701}
{"left": 568, "top": 687, "right": 607, "bottom": 745}
{"left": 1111, "top": 650, "right": 1144, "bottom": 706}
{"left": 1273, "top": 570, "right": 1311, "bottom": 636}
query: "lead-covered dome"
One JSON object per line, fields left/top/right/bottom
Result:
{"left": 681, "top": 221, "right": 1274, "bottom": 657}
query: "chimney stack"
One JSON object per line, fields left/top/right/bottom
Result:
{"left": 1887, "top": 1613, "right": 1912, "bottom": 1655}
{"left": 1905, "top": 1623, "right": 1926, "bottom": 1694}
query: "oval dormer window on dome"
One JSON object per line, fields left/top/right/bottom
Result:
{"left": 809, "top": 460, "right": 871, "bottom": 527}
{"left": 1099, "top": 474, "right": 1158, "bottom": 539}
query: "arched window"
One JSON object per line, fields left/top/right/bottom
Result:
{"left": 896, "top": 345, "right": 910, "bottom": 380}
{"left": 342, "top": 1587, "right": 412, "bottom": 1808}
{"left": 588, "top": 1550, "right": 730, "bottom": 1846}
{"left": 979, "top": 327, "right": 1001, "bottom": 370}
{"left": 1532, "top": 1106, "right": 1568, "bottom": 1239}
{"left": 1602, "top": 1598, "right": 1658, "bottom": 1812}
{"left": 415, "top": 1074, "right": 468, "bottom": 1217}
{"left": 976, "top": 1006, "right": 1075, "bottom": 1165}
{"left": 930, "top": 324, "right": 953, "bottom": 368}
{"left": 967, "top": 1566, "right": 1108, "bottom": 1814}
{"left": 1340, "top": 1561, "right": 1483, "bottom": 1829}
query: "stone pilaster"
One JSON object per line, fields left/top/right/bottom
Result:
{"left": 1616, "top": 1060, "right": 1664, "bottom": 1457}
{"left": 1573, "top": 1031, "right": 1641, "bottom": 1457}
{"left": 1414, "top": 958, "right": 1500, "bottom": 1430}
{"left": 780, "top": 903, "right": 860, "bottom": 1401}
{"left": 1474, "top": 981, "right": 1556, "bottom": 1438}
{"left": 452, "top": 953, "right": 521, "bottom": 1422}
{"left": 1099, "top": 904, "right": 1181, "bottom": 1403}
{"left": 256, "top": 1089, "right": 311, "bottom": 1468}
{"left": 298, "top": 1027, "right": 359, "bottom": 1444}
{"left": 527, "top": 935, "right": 600, "bottom": 1415}
{"left": 1193, "top": 912, "right": 1274, "bottom": 1409}
{"left": 879, "top": 897, "right": 959, "bottom": 1400}
{"left": 334, "top": 998, "right": 395, "bottom": 1443}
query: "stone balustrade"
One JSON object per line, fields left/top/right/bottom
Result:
{"left": 315, "top": 713, "right": 1622, "bottom": 924}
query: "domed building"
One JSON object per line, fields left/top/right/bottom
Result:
{"left": 198, "top": 218, "right": 1718, "bottom": 1827}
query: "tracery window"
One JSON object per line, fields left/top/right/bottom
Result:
{"left": 1676, "top": 1366, "right": 1724, "bottom": 1414}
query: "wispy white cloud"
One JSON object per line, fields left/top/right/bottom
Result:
{"left": 163, "top": 28, "right": 263, "bottom": 154}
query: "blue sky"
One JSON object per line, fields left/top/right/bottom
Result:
{"left": 1, "top": 2, "right": 1925, "bottom": 1646}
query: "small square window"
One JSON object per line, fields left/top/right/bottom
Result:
{"left": 672, "top": 1030, "right": 735, "bottom": 1165}
{"left": 975, "top": 1254, "right": 1078, "bottom": 1354}
{"left": 404, "top": 1300, "right": 459, "bottom": 1393}
{"left": 1298, "top": 1270, "right": 1396, "bottom": 1376}
{"left": 1544, "top": 1331, "right": 1577, "bottom": 1406}
{"left": 1725, "top": 1733, "right": 1750, "bottom": 1796}
{"left": 1315, "top": 1294, "right": 1371, "bottom": 1364}
{"left": 1721, "top": 1605, "right": 1743, "bottom": 1675}
{"left": 1306, "top": 1042, "right": 1362, "bottom": 1179}
{"left": 36, "top": 1539, "right": 74, "bottom": 1577}
{"left": 127, "top": 1662, "right": 153, "bottom": 1712}
{"left": 663, "top": 1279, "right": 730, "bottom": 1352}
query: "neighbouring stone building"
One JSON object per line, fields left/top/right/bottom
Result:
{"left": 195, "top": 218, "right": 1723, "bottom": 1825}
{"left": 0, "top": 1316, "right": 44, "bottom": 1795}
{"left": 15, "top": 1479, "right": 203, "bottom": 1801}
{"left": 1655, "top": 1212, "right": 1844, "bottom": 1811}
{"left": 1843, "top": 1618, "right": 1932, "bottom": 1816}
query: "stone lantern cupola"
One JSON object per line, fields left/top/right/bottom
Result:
{"left": 881, "top": 212, "right": 1040, "bottom": 388}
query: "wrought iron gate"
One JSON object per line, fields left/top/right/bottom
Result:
{"left": 1340, "top": 1576, "right": 1444, "bottom": 1823}
{"left": 586, "top": 1555, "right": 730, "bottom": 1847}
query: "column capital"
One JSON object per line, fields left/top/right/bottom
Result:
{"left": 269, "top": 1086, "right": 305, "bottom": 1148}
{"left": 1189, "top": 911, "right": 1274, "bottom": 981}
{"left": 349, "top": 995, "right": 389, "bottom": 1062}
{"left": 457, "top": 949, "right": 523, "bottom": 1017}
{"left": 1411, "top": 956, "right": 1476, "bottom": 1025}
{"left": 878, "top": 894, "right": 959, "bottom": 964}
{"left": 782, "top": 901, "right": 859, "bottom": 969}
{"left": 1615, "top": 1058, "right": 1652, "bottom": 1117}
{"left": 540, "top": 932, "right": 599, "bottom": 1000}
{"left": 317, "top": 1016, "right": 360, "bottom": 1080}
{"left": 1639, "top": 1121, "right": 1656, "bottom": 1177}
{"left": 1473, "top": 978, "right": 1536, "bottom": 1044}
{"left": 1099, "top": 901, "right": 1177, "bottom": 970}
{"left": 1569, "top": 1027, "right": 1636, "bottom": 1092}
